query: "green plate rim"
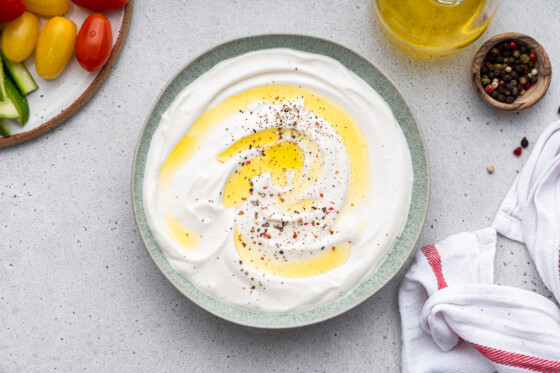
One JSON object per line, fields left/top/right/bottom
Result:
{"left": 132, "top": 34, "right": 430, "bottom": 329}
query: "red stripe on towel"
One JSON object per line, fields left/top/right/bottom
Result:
{"left": 421, "top": 244, "right": 448, "bottom": 290}
{"left": 467, "top": 341, "right": 560, "bottom": 372}
{"left": 420, "top": 244, "right": 560, "bottom": 371}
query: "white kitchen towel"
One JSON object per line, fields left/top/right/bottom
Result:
{"left": 493, "top": 120, "right": 560, "bottom": 302}
{"left": 399, "top": 227, "right": 560, "bottom": 373}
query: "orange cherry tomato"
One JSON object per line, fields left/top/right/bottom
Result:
{"left": 35, "top": 16, "right": 77, "bottom": 79}
{"left": 75, "top": 14, "right": 112, "bottom": 72}
{"left": 23, "top": 0, "right": 68, "bottom": 16}
{"left": 71, "top": 0, "right": 128, "bottom": 12}
{"left": 2, "top": 11, "right": 40, "bottom": 62}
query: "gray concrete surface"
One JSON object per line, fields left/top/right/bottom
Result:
{"left": 2, "top": 1, "right": 560, "bottom": 372}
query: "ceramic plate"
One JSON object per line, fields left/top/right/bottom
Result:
{"left": 132, "top": 34, "right": 430, "bottom": 328}
{"left": 0, "top": 1, "right": 133, "bottom": 148}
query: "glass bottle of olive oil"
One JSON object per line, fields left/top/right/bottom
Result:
{"left": 373, "top": 0, "right": 499, "bottom": 53}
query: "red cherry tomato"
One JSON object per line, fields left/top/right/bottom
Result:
{"left": 0, "top": 0, "right": 25, "bottom": 23}
{"left": 71, "top": 0, "right": 128, "bottom": 12}
{"left": 75, "top": 14, "right": 112, "bottom": 72}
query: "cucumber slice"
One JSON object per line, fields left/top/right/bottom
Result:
{"left": 0, "top": 57, "right": 6, "bottom": 101}
{"left": 4, "top": 74, "right": 29, "bottom": 125}
{"left": 0, "top": 118, "right": 10, "bottom": 137}
{"left": 1, "top": 52, "right": 38, "bottom": 96}
{"left": 0, "top": 96, "right": 19, "bottom": 119}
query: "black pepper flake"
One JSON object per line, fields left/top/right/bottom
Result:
{"left": 521, "top": 137, "right": 529, "bottom": 148}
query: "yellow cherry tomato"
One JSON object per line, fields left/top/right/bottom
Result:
{"left": 23, "top": 0, "right": 69, "bottom": 16}
{"left": 35, "top": 16, "right": 76, "bottom": 79}
{"left": 1, "top": 12, "right": 40, "bottom": 62}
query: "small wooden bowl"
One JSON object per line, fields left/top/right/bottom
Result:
{"left": 472, "top": 32, "right": 551, "bottom": 111}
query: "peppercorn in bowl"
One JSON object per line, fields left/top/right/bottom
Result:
{"left": 472, "top": 32, "right": 551, "bottom": 111}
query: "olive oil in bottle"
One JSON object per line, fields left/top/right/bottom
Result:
{"left": 373, "top": 0, "right": 497, "bottom": 53}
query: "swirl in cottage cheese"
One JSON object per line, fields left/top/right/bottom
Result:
{"left": 143, "top": 49, "right": 413, "bottom": 314}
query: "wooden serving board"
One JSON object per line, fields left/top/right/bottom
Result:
{"left": 0, "top": 0, "right": 133, "bottom": 147}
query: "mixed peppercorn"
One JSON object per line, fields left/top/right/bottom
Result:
{"left": 513, "top": 137, "right": 529, "bottom": 157}
{"left": 480, "top": 40, "right": 538, "bottom": 104}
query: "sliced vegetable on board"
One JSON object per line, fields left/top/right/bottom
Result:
{"left": 35, "top": 16, "right": 77, "bottom": 79}
{"left": 71, "top": 0, "right": 128, "bottom": 12}
{"left": 0, "top": 95, "right": 21, "bottom": 121}
{"left": 0, "top": 51, "right": 38, "bottom": 95}
{"left": 23, "top": 0, "right": 69, "bottom": 17}
{"left": 76, "top": 14, "right": 112, "bottom": 72}
{"left": 1, "top": 11, "right": 40, "bottom": 63}
{"left": 3, "top": 74, "right": 30, "bottom": 125}
{"left": 0, "top": 0, "right": 26, "bottom": 24}
{"left": 0, "top": 58, "right": 19, "bottom": 120}
{"left": 0, "top": 57, "right": 6, "bottom": 101}
{"left": 0, "top": 119, "right": 10, "bottom": 137}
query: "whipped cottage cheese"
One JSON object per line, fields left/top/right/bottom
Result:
{"left": 143, "top": 49, "right": 413, "bottom": 313}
